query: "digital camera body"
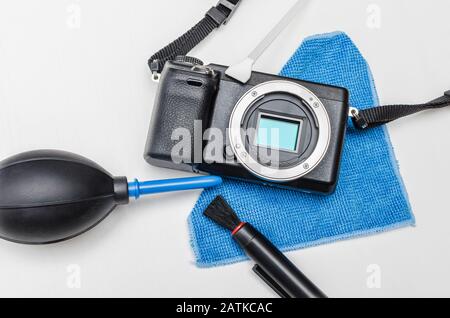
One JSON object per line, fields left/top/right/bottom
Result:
{"left": 145, "top": 59, "right": 349, "bottom": 194}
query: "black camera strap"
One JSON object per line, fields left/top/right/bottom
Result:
{"left": 148, "top": 0, "right": 242, "bottom": 80}
{"left": 351, "top": 91, "right": 450, "bottom": 130}
{"left": 148, "top": 0, "right": 449, "bottom": 131}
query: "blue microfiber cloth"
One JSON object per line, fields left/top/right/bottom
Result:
{"left": 188, "top": 31, "right": 415, "bottom": 267}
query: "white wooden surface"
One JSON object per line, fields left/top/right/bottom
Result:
{"left": 0, "top": 0, "right": 449, "bottom": 297}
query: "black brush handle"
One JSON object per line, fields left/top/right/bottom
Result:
{"left": 233, "top": 223, "right": 327, "bottom": 298}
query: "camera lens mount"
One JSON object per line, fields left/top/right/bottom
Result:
{"left": 228, "top": 81, "right": 331, "bottom": 183}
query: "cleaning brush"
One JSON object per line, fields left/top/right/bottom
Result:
{"left": 204, "top": 195, "right": 327, "bottom": 298}
{"left": 204, "top": 196, "right": 241, "bottom": 232}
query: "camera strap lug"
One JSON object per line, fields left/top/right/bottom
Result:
{"left": 151, "top": 72, "right": 160, "bottom": 83}
{"left": 349, "top": 107, "right": 368, "bottom": 130}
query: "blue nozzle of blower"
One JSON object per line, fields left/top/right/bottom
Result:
{"left": 128, "top": 176, "right": 223, "bottom": 199}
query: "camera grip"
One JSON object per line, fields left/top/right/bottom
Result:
{"left": 145, "top": 63, "right": 219, "bottom": 171}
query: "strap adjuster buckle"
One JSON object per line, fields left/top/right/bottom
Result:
{"left": 218, "top": 0, "right": 241, "bottom": 25}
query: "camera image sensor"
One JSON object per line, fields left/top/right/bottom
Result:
{"left": 256, "top": 114, "right": 302, "bottom": 152}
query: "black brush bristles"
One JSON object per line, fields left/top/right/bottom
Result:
{"left": 203, "top": 196, "right": 242, "bottom": 231}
